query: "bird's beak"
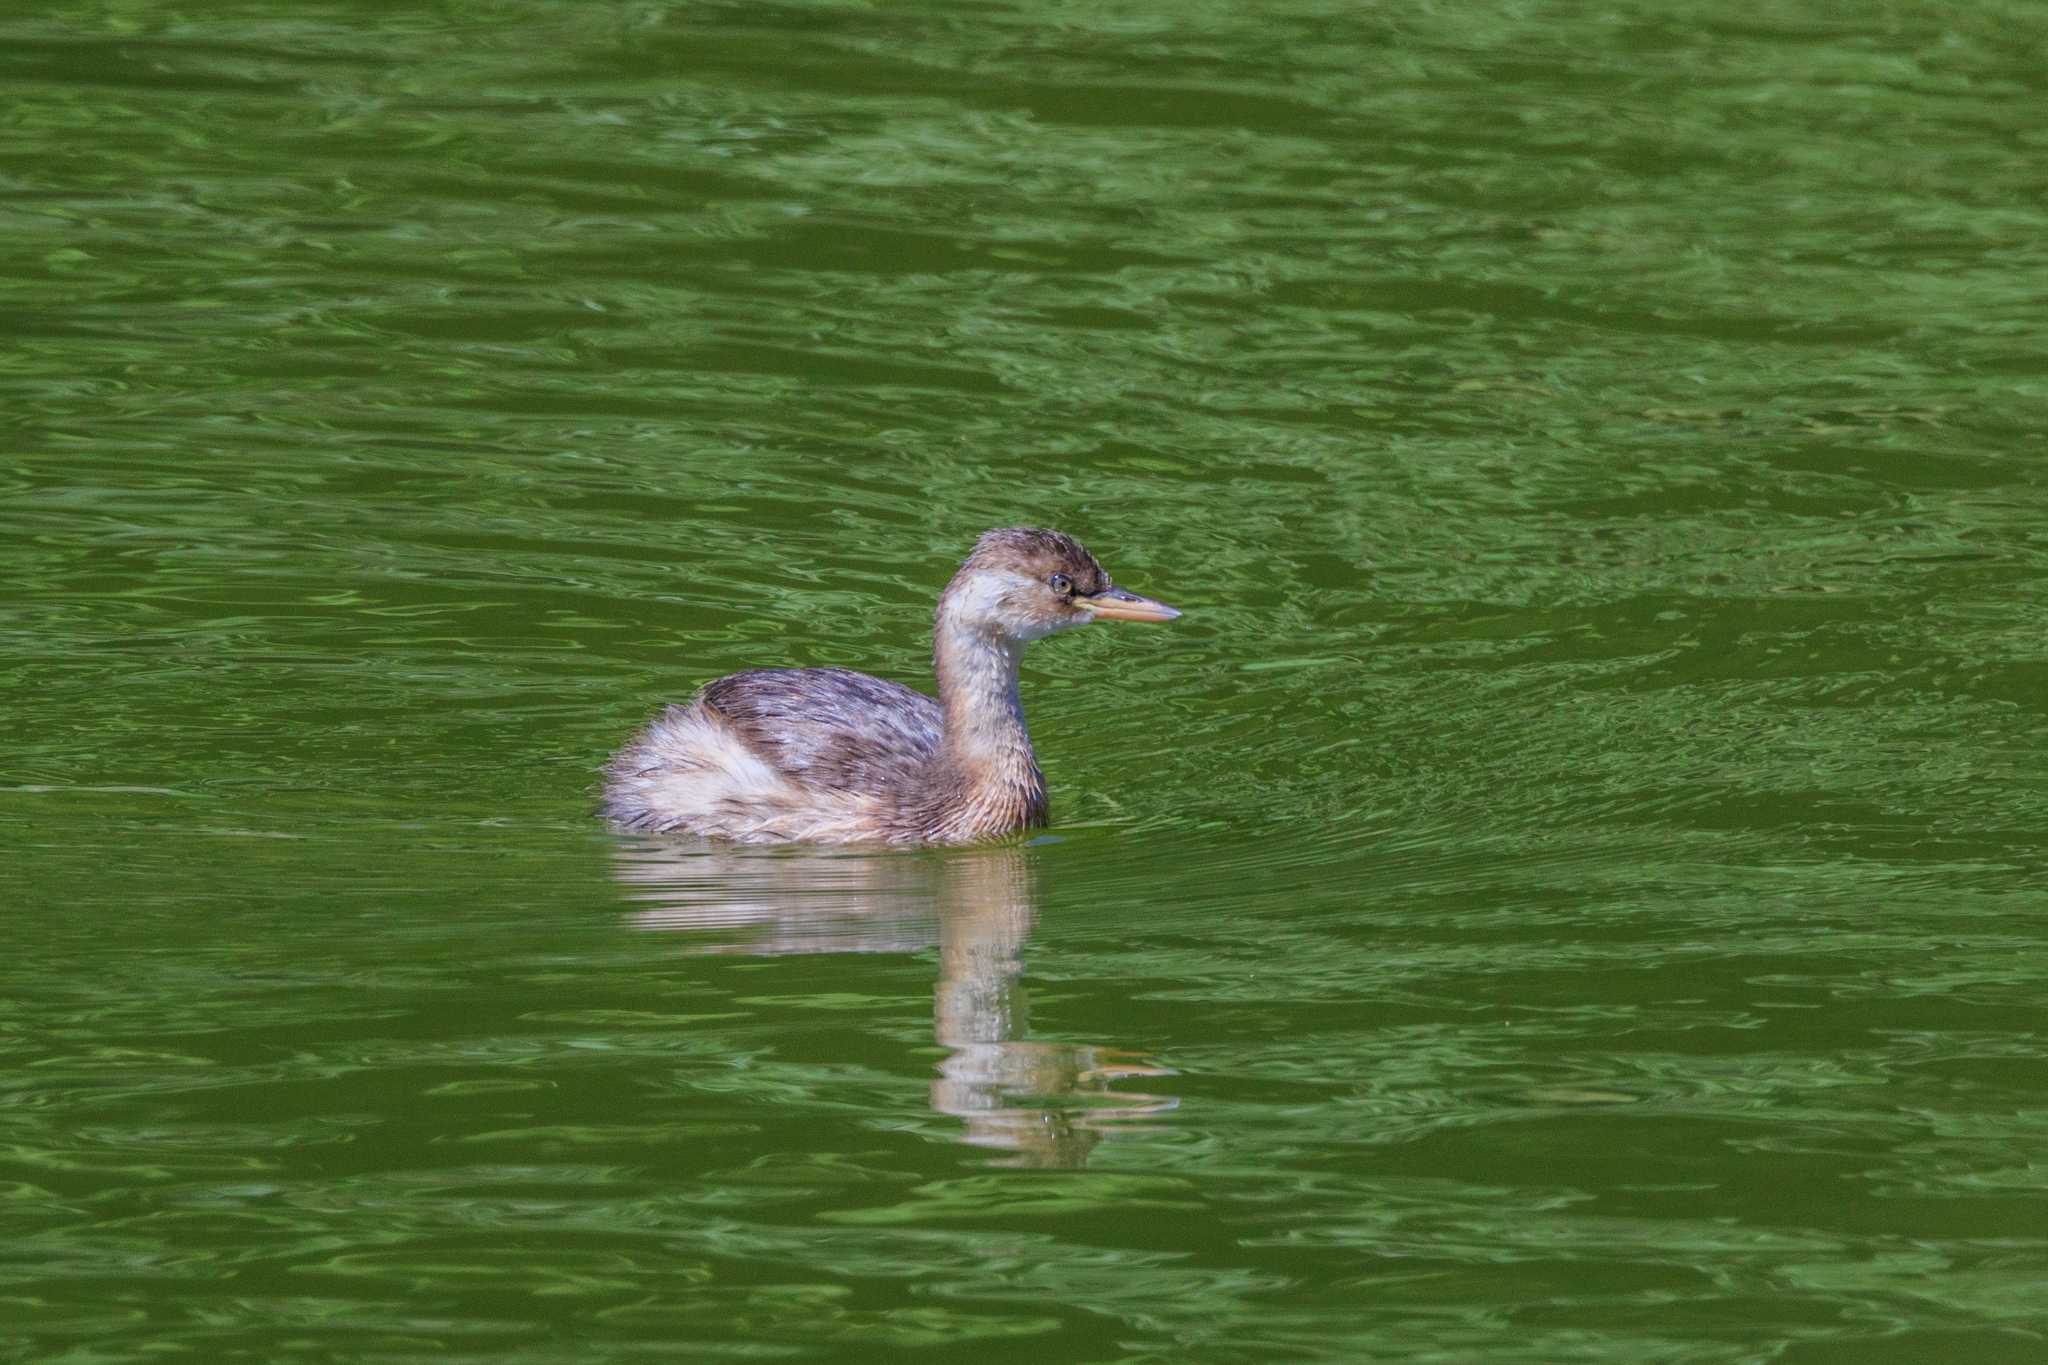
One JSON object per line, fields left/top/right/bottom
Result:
{"left": 1079, "top": 587, "right": 1182, "bottom": 623}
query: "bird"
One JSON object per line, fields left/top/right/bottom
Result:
{"left": 602, "top": 527, "right": 1181, "bottom": 845}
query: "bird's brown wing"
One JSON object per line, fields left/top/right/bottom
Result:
{"left": 696, "top": 667, "right": 943, "bottom": 794}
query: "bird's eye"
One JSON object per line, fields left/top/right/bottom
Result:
{"left": 1049, "top": 572, "right": 1073, "bottom": 595}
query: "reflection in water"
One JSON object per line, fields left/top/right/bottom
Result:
{"left": 615, "top": 842, "right": 1174, "bottom": 1167}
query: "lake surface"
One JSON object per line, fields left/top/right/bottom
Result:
{"left": 6, "top": 2, "right": 2048, "bottom": 1360}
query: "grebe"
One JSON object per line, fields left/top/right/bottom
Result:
{"left": 603, "top": 527, "right": 1181, "bottom": 845}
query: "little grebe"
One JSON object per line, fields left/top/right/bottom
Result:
{"left": 602, "top": 527, "right": 1180, "bottom": 844}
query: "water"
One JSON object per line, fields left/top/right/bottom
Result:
{"left": 7, "top": 1, "right": 2048, "bottom": 1359}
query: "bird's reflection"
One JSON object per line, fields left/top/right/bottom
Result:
{"left": 614, "top": 841, "right": 1174, "bottom": 1167}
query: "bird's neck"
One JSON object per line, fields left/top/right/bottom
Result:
{"left": 930, "top": 610, "right": 1046, "bottom": 831}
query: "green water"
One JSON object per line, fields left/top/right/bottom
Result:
{"left": 7, "top": 1, "right": 2048, "bottom": 1359}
